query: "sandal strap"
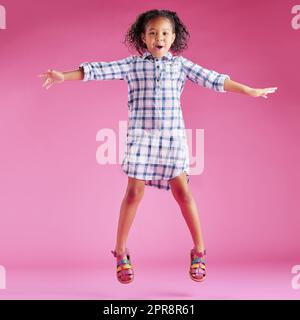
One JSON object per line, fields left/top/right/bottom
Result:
{"left": 111, "top": 248, "right": 130, "bottom": 258}
{"left": 118, "top": 269, "right": 133, "bottom": 276}
{"left": 117, "top": 264, "right": 132, "bottom": 272}
{"left": 111, "top": 249, "right": 133, "bottom": 271}
{"left": 117, "top": 259, "right": 130, "bottom": 266}
{"left": 191, "top": 257, "right": 205, "bottom": 264}
{"left": 190, "top": 249, "right": 206, "bottom": 272}
{"left": 191, "top": 248, "right": 206, "bottom": 257}
{"left": 190, "top": 267, "right": 206, "bottom": 275}
{"left": 191, "top": 262, "right": 206, "bottom": 269}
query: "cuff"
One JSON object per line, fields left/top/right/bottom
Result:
{"left": 79, "top": 62, "right": 91, "bottom": 82}
{"left": 218, "top": 74, "right": 230, "bottom": 92}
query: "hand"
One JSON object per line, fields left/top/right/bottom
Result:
{"left": 38, "top": 69, "right": 64, "bottom": 89}
{"left": 247, "top": 87, "right": 278, "bottom": 99}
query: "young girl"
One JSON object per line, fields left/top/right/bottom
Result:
{"left": 39, "top": 9, "right": 277, "bottom": 284}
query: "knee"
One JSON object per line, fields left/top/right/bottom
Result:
{"left": 125, "top": 187, "right": 144, "bottom": 204}
{"left": 173, "top": 189, "right": 193, "bottom": 204}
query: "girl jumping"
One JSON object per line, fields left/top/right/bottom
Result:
{"left": 39, "top": 9, "right": 277, "bottom": 284}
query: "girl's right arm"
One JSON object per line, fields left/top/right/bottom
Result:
{"left": 39, "top": 56, "right": 134, "bottom": 89}
{"left": 38, "top": 68, "right": 84, "bottom": 89}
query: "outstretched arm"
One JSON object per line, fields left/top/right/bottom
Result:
{"left": 224, "top": 79, "right": 278, "bottom": 99}
{"left": 39, "top": 56, "right": 133, "bottom": 89}
{"left": 38, "top": 69, "right": 84, "bottom": 90}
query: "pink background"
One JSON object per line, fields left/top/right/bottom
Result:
{"left": 0, "top": 0, "right": 299, "bottom": 299}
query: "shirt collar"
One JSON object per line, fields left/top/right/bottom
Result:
{"left": 142, "top": 50, "right": 173, "bottom": 61}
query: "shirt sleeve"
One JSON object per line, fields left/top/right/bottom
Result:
{"left": 180, "top": 56, "right": 230, "bottom": 92}
{"left": 79, "top": 56, "right": 134, "bottom": 81}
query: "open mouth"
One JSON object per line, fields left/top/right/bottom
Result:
{"left": 155, "top": 45, "right": 164, "bottom": 50}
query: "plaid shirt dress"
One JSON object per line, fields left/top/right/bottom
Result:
{"left": 80, "top": 50, "right": 230, "bottom": 191}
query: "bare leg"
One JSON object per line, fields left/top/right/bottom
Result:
{"left": 169, "top": 172, "right": 205, "bottom": 252}
{"left": 114, "top": 177, "right": 145, "bottom": 255}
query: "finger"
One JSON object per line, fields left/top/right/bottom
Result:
{"left": 42, "top": 78, "right": 51, "bottom": 88}
{"left": 42, "top": 79, "right": 48, "bottom": 87}
{"left": 267, "top": 87, "right": 278, "bottom": 92}
{"left": 261, "top": 89, "right": 274, "bottom": 95}
{"left": 47, "top": 79, "right": 54, "bottom": 89}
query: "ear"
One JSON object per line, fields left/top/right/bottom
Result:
{"left": 141, "top": 33, "right": 146, "bottom": 44}
{"left": 172, "top": 33, "right": 176, "bottom": 44}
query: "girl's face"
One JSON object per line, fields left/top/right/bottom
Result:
{"left": 141, "top": 17, "right": 176, "bottom": 58}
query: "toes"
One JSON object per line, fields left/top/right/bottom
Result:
{"left": 117, "top": 268, "right": 134, "bottom": 283}
{"left": 118, "top": 274, "right": 133, "bottom": 283}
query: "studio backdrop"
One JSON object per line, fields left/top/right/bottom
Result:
{"left": 0, "top": 0, "right": 299, "bottom": 299}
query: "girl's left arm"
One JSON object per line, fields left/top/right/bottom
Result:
{"left": 224, "top": 79, "right": 278, "bottom": 99}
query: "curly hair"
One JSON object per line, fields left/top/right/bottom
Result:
{"left": 123, "top": 9, "right": 190, "bottom": 56}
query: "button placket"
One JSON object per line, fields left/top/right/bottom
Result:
{"left": 153, "top": 59, "right": 163, "bottom": 130}
{"left": 155, "top": 61, "right": 161, "bottom": 90}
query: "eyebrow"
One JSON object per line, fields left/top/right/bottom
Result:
{"left": 148, "top": 28, "right": 171, "bottom": 31}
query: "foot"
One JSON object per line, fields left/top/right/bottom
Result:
{"left": 111, "top": 248, "right": 134, "bottom": 284}
{"left": 189, "top": 248, "right": 206, "bottom": 282}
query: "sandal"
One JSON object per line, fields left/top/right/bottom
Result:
{"left": 111, "top": 248, "right": 134, "bottom": 284}
{"left": 189, "top": 248, "right": 206, "bottom": 282}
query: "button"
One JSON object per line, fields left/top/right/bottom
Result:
{"left": 157, "top": 65, "right": 159, "bottom": 68}
{"left": 157, "top": 79, "right": 159, "bottom": 82}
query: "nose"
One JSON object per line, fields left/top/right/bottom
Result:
{"left": 156, "top": 34, "right": 164, "bottom": 41}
